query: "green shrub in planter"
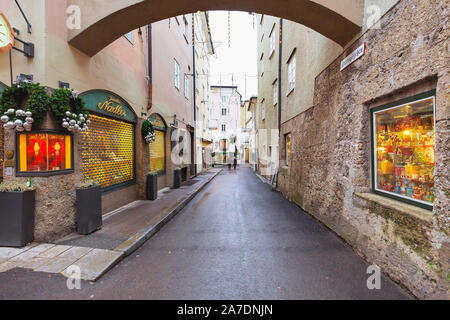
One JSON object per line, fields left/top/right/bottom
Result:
{"left": 75, "top": 180, "right": 102, "bottom": 235}
{"left": 0, "top": 181, "right": 36, "bottom": 247}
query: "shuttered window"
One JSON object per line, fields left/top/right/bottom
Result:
{"left": 150, "top": 130, "right": 165, "bottom": 173}
{"left": 81, "top": 114, "right": 135, "bottom": 189}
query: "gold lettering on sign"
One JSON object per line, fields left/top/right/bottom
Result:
{"left": 97, "top": 97, "right": 127, "bottom": 117}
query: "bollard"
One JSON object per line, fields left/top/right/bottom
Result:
{"left": 173, "top": 168, "right": 181, "bottom": 189}
{"left": 146, "top": 172, "right": 158, "bottom": 200}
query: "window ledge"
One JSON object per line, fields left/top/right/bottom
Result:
{"left": 355, "top": 192, "right": 432, "bottom": 224}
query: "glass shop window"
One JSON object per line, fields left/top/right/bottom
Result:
{"left": 285, "top": 133, "right": 291, "bottom": 165}
{"left": 18, "top": 132, "right": 73, "bottom": 174}
{"left": 372, "top": 94, "right": 435, "bottom": 208}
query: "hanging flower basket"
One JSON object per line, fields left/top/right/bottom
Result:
{"left": 142, "top": 119, "right": 156, "bottom": 143}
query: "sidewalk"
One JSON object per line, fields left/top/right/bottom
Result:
{"left": 0, "top": 168, "right": 222, "bottom": 281}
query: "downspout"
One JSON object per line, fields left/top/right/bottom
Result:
{"left": 192, "top": 14, "right": 197, "bottom": 176}
{"left": 277, "top": 18, "right": 283, "bottom": 137}
{"left": 147, "top": 24, "right": 152, "bottom": 111}
{"left": 276, "top": 18, "right": 283, "bottom": 188}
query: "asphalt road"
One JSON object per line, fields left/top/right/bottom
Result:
{"left": 0, "top": 167, "right": 412, "bottom": 300}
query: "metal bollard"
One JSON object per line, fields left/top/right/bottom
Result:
{"left": 173, "top": 168, "right": 181, "bottom": 189}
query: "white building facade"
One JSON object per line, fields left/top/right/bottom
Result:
{"left": 208, "top": 86, "right": 242, "bottom": 164}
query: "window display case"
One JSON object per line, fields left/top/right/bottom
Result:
{"left": 371, "top": 91, "right": 435, "bottom": 209}
{"left": 17, "top": 132, "right": 73, "bottom": 175}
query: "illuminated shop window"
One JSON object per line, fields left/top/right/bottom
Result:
{"left": 372, "top": 93, "right": 435, "bottom": 209}
{"left": 81, "top": 114, "right": 135, "bottom": 189}
{"left": 285, "top": 133, "right": 291, "bottom": 165}
{"left": 17, "top": 132, "right": 73, "bottom": 174}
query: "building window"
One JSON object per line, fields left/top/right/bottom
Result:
{"left": 260, "top": 53, "right": 264, "bottom": 77}
{"left": 285, "top": 133, "right": 291, "bottom": 165}
{"left": 81, "top": 115, "right": 135, "bottom": 189}
{"left": 222, "top": 108, "right": 227, "bottom": 116}
{"left": 221, "top": 95, "right": 227, "bottom": 103}
{"left": 174, "top": 60, "right": 180, "bottom": 90}
{"left": 261, "top": 100, "right": 265, "bottom": 120}
{"left": 273, "top": 80, "right": 278, "bottom": 106}
{"left": 371, "top": 91, "right": 436, "bottom": 209}
{"left": 124, "top": 31, "right": 133, "bottom": 44}
{"left": 184, "top": 74, "right": 190, "bottom": 99}
{"left": 17, "top": 132, "right": 73, "bottom": 175}
{"left": 183, "top": 16, "right": 189, "bottom": 42}
{"left": 221, "top": 124, "right": 226, "bottom": 132}
{"left": 287, "top": 54, "right": 296, "bottom": 95}
{"left": 269, "top": 26, "right": 276, "bottom": 56}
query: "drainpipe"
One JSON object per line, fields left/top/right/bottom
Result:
{"left": 192, "top": 14, "right": 197, "bottom": 176}
{"left": 275, "top": 18, "right": 283, "bottom": 188}
{"left": 147, "top": 24, "right": 152, "bottom": 111}
{"left": 277, "top": 18, "right": 283, "bottom": 136}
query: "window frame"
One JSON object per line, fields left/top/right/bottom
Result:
{"left": 287, "top": 54, "right": 296, "bottom": 96}
{"left": 15, "top": 130, "right": 75, "bottom": 177}
{"left": 269, "top": 24, "right": 276, "bottom": 57}
{"left": 273, "top": 79, "right": 278, "bottom": 106}
{"left": 370, "top": 90, "right": 436, "bottom": 211}
{"left": 221, "top": 108, "right": 227, "bottom": 116}
{"left": 174, "top": 59, "right": 180, "bottom": 90}
{"left": 124, "top": 31, "right": 133, "bottom": 44}
{"left": 184, "top": 74, "right": 190, "bottom": 99}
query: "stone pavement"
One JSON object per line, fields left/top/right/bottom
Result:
{"left": 0, "top": 168, "right": 221, "bottom": 281}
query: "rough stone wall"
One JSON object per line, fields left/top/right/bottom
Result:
{"left": 278, "top": 0, "right": 449, "bottom": 299}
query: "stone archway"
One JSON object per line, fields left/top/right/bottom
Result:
{"left": 68, "top": 0, "right": 364, "bottom": 56}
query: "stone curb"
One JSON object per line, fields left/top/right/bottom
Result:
{"left": 112, "top": 169, "right": 223, "bottom": 258}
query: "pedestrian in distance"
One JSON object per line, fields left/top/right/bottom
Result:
{"left": 233, "top": 157, "right": 237, "bottom": 170}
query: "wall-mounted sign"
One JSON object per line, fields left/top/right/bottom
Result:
{"left": 80, "top": 90, "right": 137, "bottom": 123}
{"left": 340, "top": 43, "right": 366, "bottom": 71}
{"left": 0, "top": 12, "right": 14, "bottom": 53}
{"left": 148, "top": 113, "right": 167, "bottom": 131}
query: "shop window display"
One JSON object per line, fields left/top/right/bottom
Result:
{"left": 17, "top": 132, "right": 73, "bottom": 174}
{"left": 372, "top": 94, "right": 435, "bottom": 208}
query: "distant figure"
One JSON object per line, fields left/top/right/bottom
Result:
{"left": 228, "top": 159, "right": 231, "bottom": 170}
{"left": 233, "top": 158, "right": 237, "bottom": 170}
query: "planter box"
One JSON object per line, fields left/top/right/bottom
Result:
{"left": 0, "top": 190, "right": 35, "bottom": 247}
{"left": 76, "top": 186, "right": 102, "bottom": 235}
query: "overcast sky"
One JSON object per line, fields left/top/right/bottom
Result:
{"left": 209, "top": 11, "right": 258, "bottom": 101}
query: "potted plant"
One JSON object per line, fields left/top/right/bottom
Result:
{"left": 0, "top": 180, "right": 36, "bottom": 247}
{"left": 75, "top": 179, "right": 102, "bottom": 235}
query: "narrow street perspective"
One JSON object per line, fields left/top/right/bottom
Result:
{"left": 0, "top": 167, "right": 411, "bottom": 299}
{"left": 0, "top": 0, "right": 448, "bottom": 304}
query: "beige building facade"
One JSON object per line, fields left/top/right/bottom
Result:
{"left": 193, "top": 12, "right": 214, "bottom": 174}
{"left": 0, "top": 1, "right": 209, "bottom": 243}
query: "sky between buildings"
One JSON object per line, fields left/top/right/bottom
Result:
{"left": 209, "top": 11, "right": 258, "bottom": 101}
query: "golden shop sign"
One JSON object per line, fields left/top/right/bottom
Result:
{"left": 80, "top": 90, "right": 137, "bottom": 123}
{"left": 97, "top": 97, "right": 127, "bottom": 117}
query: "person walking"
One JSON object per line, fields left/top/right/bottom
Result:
{"left": 233, "top": 157, "right": 237, "bottom": 170}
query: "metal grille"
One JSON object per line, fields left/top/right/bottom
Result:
{"left": 81, "top": 114, "right": 135, "bottom": 188}
{"left": 0, "top": 127, "right": 3, "bottom": 182}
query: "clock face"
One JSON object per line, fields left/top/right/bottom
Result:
{"left": 0, "top": 12, "right": 14, "bottom": 53}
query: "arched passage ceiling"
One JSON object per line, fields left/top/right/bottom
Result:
{"left": 67, "top": 0, "right": 364, "bottom": 57}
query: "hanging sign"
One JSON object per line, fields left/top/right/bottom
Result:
{"left": 340, "top": 43, "right": 366, "bottom": 71}
{"left": 80, "top": 90, "right": 137, "bottom": 123}
{"left": 0, "top": 12, "right": 14, "bottom": 53}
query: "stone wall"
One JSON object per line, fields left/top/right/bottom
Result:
{"left": 278, "top": 0, "right": 449, "bottom": 299}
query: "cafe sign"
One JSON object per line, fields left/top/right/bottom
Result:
{"left": 80, "top": 90, "right": 137, "bottom": 123}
